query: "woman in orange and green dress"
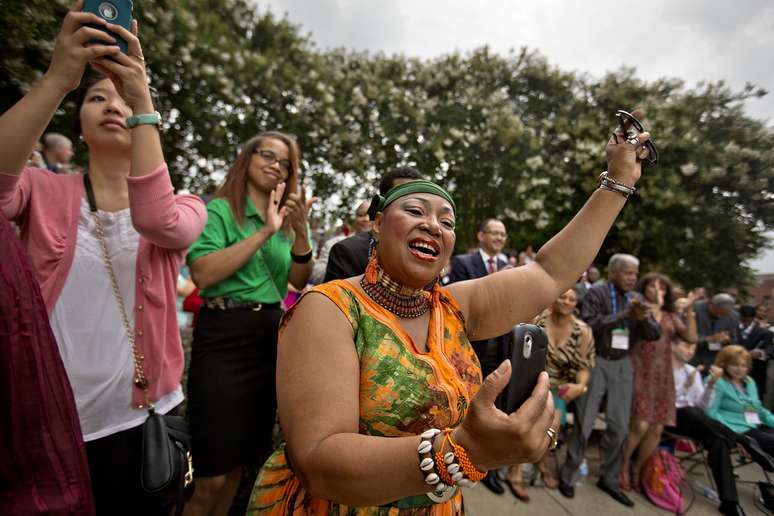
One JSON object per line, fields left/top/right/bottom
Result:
{"left": 247, "top": 113, "right": 655, "bottom": 515}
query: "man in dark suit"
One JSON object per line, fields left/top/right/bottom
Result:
{"left": 448, "top": 218, "right": 510, "bottom": 375}
{"left": 739, "top": 305, "right": 774, "bottom": 397}
{"left": 447, "top": 218, "right": 510, "bottom": 495}
{"left": 324, "top": 167, "right": 423, "bottom": 282}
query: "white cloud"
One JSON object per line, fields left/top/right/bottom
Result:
{"left": 256, "top": 0, "right": 774, "bottom": 123}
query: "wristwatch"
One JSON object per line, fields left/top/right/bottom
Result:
{"left": 126, "top": 111, "right": 162, "bottom": 130}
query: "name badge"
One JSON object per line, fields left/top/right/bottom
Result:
{"left": 707, "top": 341, "right": 722, "bottom": 351}
{"left": 611, "top": 329, "right": 630, "bottom": 350}
{"left": 745, "top": 409, "right": 761, "bottom": 425}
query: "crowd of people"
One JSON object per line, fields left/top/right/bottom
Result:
{"left": 3, "top": 4, "right": 774, "bottom": 516}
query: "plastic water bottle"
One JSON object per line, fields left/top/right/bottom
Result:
{"left": 693, "top": 480, "right": 719, "bottom": 502}
{"left": 577, "top": 459, "right": 589, "bottom": 485}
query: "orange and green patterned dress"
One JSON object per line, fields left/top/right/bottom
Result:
{"left": 247, "top": 280, "right": 483, "bottom": 515}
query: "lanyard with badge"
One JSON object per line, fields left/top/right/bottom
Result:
{"left": 610, "top": 283, "right": 630, "bottom": 350}
{"left": 735, "top": 383, "right": 763, "bottom": 425}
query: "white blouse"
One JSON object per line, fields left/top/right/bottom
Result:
{"left": 674, "top": 363, "right": 713, "bottom": 409}
{"left": 50, "top": 199, "right": 182, "bottom": 442}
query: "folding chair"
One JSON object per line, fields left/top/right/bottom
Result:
{"left": 661, "top": 430, "right": 716, "bottom": 492}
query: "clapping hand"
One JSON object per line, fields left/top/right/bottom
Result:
{"left": 284, "top": 186, "right": 317, "bottom": 238}
{"left": 685, "top": 365, "right": 703, "bottom": 389}
{"left": 655, "top": 282, "right": 666, "bottom": 309}
{"left": 264, "top": 183, "right": 287, "bottom": 235}
{"left": 708, "top": 331, "right": 731, "bottom": 344}
{"left": 706, "top": 364, "right": 723, "bottom": 389}
{"left": 627, "top": 298, "right": 650, "bottom": 320}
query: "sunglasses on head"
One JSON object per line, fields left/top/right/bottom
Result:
{"left": 615, "top": 110, "right": 659, "bottom": 166}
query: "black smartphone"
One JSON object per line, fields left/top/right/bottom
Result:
{"left": 504, "top": 324, "right": 548, "bottom": 414}
{"left": 83, "top": 0, "right": 133, "bottom": 54}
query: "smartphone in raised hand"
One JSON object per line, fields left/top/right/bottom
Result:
{"left": 83, "top": 0, "right": 133, "bottom": 53}
{"left": 504, "top": 324, "right": 548, "bottom": 414}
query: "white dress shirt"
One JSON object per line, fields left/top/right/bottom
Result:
{"left": 674, "top": 363, "right": 713, "bottom": 409}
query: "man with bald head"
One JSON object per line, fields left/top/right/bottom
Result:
{"left": 692, "top": 293, "right": 740, "bottom": 369}
{"left": 41, "top": 133, "right": 74, "bottom": 174}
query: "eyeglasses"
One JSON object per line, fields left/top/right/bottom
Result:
{"left": 615, "top": 110, "right": 658, "bottom": 165}
{"left": 253, "top": 148, "right": 292, "bottom": 173}
{"left": 483, "top": 230, "right": 507, "bottom": 238}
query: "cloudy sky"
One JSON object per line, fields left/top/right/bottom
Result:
{"left": 257, "top": 0, "right": 774, "bottom": 272}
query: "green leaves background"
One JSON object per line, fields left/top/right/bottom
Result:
{"left": 2, "top": 0, "right": 772, "bottom": 290}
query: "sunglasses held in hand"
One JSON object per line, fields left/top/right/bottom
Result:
{"left": 615, "top": 110, "right": 659, "bottom": 166}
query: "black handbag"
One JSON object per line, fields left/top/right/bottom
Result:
{"left": 141, "top": 408, "right": 194, "bottom": 513}
{"left": 85, "top": 174, "right": 194, "bottom": 515}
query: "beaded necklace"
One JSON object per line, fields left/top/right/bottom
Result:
{"left": 360, "top": 263, "right": 431, "bottom": 318}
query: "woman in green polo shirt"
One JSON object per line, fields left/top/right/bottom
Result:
{"left": 184, "top": 131, "right": 314, "bottom": 516}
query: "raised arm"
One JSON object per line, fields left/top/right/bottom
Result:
{"left": 126, "top": 165, "right": 206, "bottom": 249}
{"left": 675, "top": 308, "right": 698, "bottom": 344}
{"left": 280, "top": 291, "right": 557, "bottom": 506}
{"left": 0, "top": 2, "right": 119, "bottom": 175}
{"left": 447, "top": 122, "right": 651, "bottom": 340}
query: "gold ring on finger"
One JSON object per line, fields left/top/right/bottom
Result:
{"left": 546, "top": 427, "right": 559, "bottom": 449}
{"left": 133, "top": 54, "right": 145, "bottom": 61}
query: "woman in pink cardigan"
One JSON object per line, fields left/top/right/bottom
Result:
{"left": 0, "top": 3, "right": 206, "bottom": 514}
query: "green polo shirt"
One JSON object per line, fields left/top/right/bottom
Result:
{"left": 186, "top": 197, "right": 292, "bottom": 303}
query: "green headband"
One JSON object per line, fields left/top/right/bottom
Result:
{"left": 367, "top": 180, "right": 456, "bottom": 220}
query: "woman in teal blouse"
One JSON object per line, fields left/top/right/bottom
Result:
{"left": 184, "top": 132, "right": 314, "bottom": 516}
{"left": 706, "top": 345, "right": 774, "bottom": 457}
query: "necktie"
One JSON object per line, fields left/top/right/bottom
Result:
{"left": 488, "top": 257, "right": 496, "bottom": 275}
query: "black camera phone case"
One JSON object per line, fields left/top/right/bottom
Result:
{"left": 504, "top": 323, "right": 548, "bottom": 414}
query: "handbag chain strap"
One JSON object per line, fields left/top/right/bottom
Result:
{"left": 84, "top": 174, "right": 151, "bottom": 408}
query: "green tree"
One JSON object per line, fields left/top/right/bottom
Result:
{"left": 2, "top": 1, "right": 772, "bottom": 291}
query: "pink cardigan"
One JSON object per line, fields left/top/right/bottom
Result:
{"left": 0, "top": 165, "right": 207, "bottom": 407}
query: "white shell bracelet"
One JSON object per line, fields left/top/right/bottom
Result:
{"left": 417, "top": 428, "right": 455, "bottom": 500}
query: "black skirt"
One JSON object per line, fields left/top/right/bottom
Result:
{"left": 187, "top": 305, "right": 282, "bottom": 476}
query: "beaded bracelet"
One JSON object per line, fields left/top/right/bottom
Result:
{"left": 417, "top": 429, "right": 453, "bottom": 500}
{"left": 434, "top": 428, "right": 486, "bottom": 488}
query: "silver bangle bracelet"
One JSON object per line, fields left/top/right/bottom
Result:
{"left": 599, "top": 171, "right": 636, "bottom": 192}
{"left": 599, "top": 183, "right": 632, "bottom": 198}
{"left": 598, "top": 171, "right": 636, "bottom": 198}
